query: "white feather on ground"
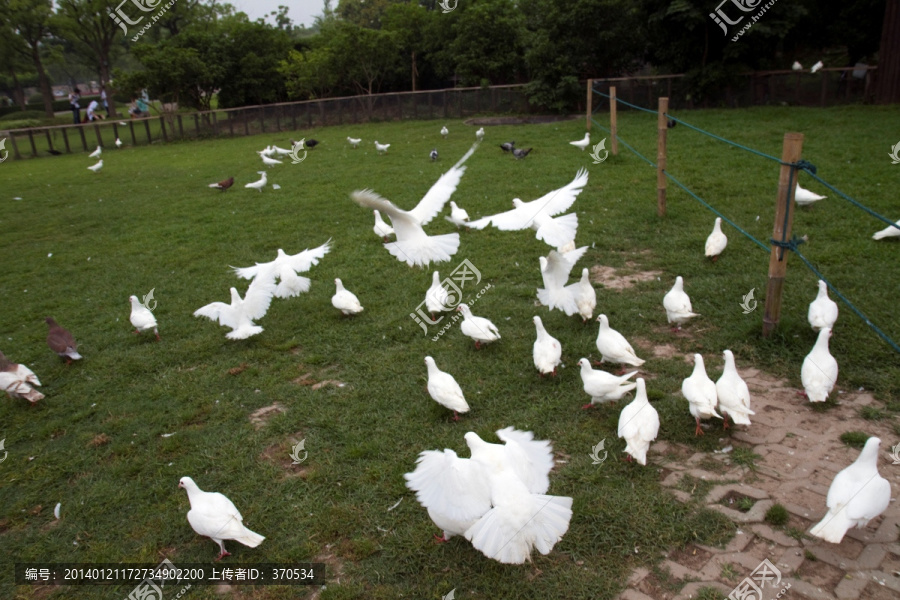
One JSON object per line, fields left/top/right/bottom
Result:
{"left": 193, "top": 265, "right": 277, "bottom": 339}
{"left": 232, "top": 239, "right": 331, "bottom": 299}
{"left": 594, "top": 314, "right": 644, "bottom": 367}
{"left": 129, "top": 295, "right": 159, "bottom": 340}
{"left": 577, "top": 358, "right": 637, "bottom": 407}
{"left": 663, "top": 276, "right": 700, "bottom": 327}
{"left": 682, "top": 354, "right": 721, "bottom": 435}
{"left": 332, "top": 278, "right": 364, "bottom": 315}
{"left": 715, "top": 350, "right": 754, "bottom": 428}
{"left": 532, "top": 316, "right": 562, "bottom": 375}
{"left": 807, "top": 279, "right": 838, "bottom": 331}
{"left": 617, "top": 378, "right": 659, "bottom": 465}
{"left": 457, "top": 304, "right": 500, "bottom": 348}
{"left": 801, "top": 327, "right": 838, "bottom": 402}
{"left": 178, "top": 476, "right": 265, "bottom": 560}
{"left": 424, "top": 356, "right": 469, "bottom": 419}
{"left": 704, "top": 217, "right": 727, "bottom": 259}
{"left": 537, "top": 246, "right": 588, "bottom": 316}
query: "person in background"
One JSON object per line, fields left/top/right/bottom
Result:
{"left": 68, "top": 88, "right": 81, "bottom": 124}
{"left": 128, "top": 97, "right": 149, "bottom": 118}
{"left": 85, "top": 99, "right": 102, "bottom": 122}
{"left": 100, "top": 84, "right": 110, "bottom": 117}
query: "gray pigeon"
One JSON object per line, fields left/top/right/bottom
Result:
{"left": 512, "top": 147, "right": 532, "bottom": 160}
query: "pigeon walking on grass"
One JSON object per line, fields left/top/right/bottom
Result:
{"left": 537, "top": 246, "right": 588, "bottom": 316}
{"left": 245, "top": 171, "right": 267, "bottom": 191}
{"left": 87, "top": 159, "right": 103, "bottom": 173}
{"left": 424, "top": 356, "right": 469, "bottom": 420}
{"left": 425, "top": 271, "right": 451, "bottom": 318}
{"left": 476, "top": 127, "right": 484, "bottom": 142}
{"left": 178, "top": 476, "right": 265, "bottom": 561}
{"left": 332, "top": 279, "right": 364, "bottom": 315}
{"left": 500, "top": 141, "right": 515, "bottom": 153}
{"left": 375, "top": 141, "right": 391, "bottom": 154}
{"left": 372, "top": 210, "right": 395, "bottom": 241}
{"left": 795, "top": 183, "right": 827, "bottom": 206}
{"left": 578, "top": 358, "right": 637, "bottom": 407}
{"left": 512, "top": 147, "right": 532, "bottom": 160}
{"left": 808, "top": 280, "right": 838, "bottom": 331}
{"left": 565, "top": 268, "right": 596, "bottom": 322}
{"left": 89, "top": 146, "right": 102, "bottom": 159}
{"left": 440, "top": 126, "right": 449, "bottom": 138}
{"left": 617, "top": 378, "right": 659, "bottom": 465}
{"left": 457, "top": 304, "right": 500, "bottom": 349}
{"left": 705, "top": 217, "right": 727, "bottom": 261}
{"left": 569, "top": 133, "right": 590, "bottom": 151}
{"left": 532, "top": 316, "right": 562, "bottom": 376}
{"left": 45, "top": 317, "right": 82, "bottom": 363}
{"left": 594, "top": 314, "right": 644, "bottom": 368}
{"left": 682, "top": 354, "right": 721, "bottom": 436}
{"left": 430, "top": 148, "right": 439, "bottom": 161}
{"left": 115, "top": 138, "right": 123, "bottom": 148}
{"left": 444, "top": 201, "right": 470, "bottom": 228}
{"left": 872, "top": 219, "right": 900, "bottom": 240}
{"left": 209, "top": 177, "right": 234, "bottom": 191}
{"left": 663, "top": 276, "right": 700, "bottom": 330}
{"left": 129, "top": 295, "right": 159, "bottom": 340}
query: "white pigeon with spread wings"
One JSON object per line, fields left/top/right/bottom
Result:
{"left": 178, "top": 476, "right": 265, "bottom": 560}
{"left": 129, "top": 295, "right": 159, "bottom": 340}
{"left": 663, "top": 276, "right": 700, "bottom": 328}
{"left": 457, "top": 304, "right": 500, "bottom": 348}
{"left": 232, "top": 239, "right": 331, "bottom": 299}
{"left": 801, "top": 327, "right": 838, "bottom": 402}
{"left": 808, "top": 279, "right": 838, "bottom": 331}
{"left": 617, "top": 378, "right": 659, "bottom": 465}
{"left": 715, "top": 350, "right": 754, "bottom": 428}
{"left": 424, "top": 356, "right": 469, "bottom": 420}
{"left": 537, "top": 246, "right": 588, "bottom": 316}
{"left": 193, "top": 266, "right": 277, "bottom": 339}
{"left": 872, "top": 219, "right": 900, "bottom": 240}
{"left": 577, "top": 358, "right": 637, "bottom": 407}
{"left": 532, "top": 316, "right": 562, "bottom": 376}
{"left": 595, "top": 314, "right": 644, "bottom": 367}
{"left": 809, "top": 437, "right": 891, "bottom": 544}
{"left": 565, "top": 268, "right": 596, "bottom": 322}
{"left": 682, "top": 354, "right": 721, "bottom": 435}
{"left": 351, "top": 143, "right": 479, "bottom": 267}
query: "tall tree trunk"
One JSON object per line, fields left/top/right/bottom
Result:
{"left": 8, "top": 66, "right": 26, "bottom": 109}
{"left": 875, "top": 0, "right": 900, "bottom": 104}
{"left": 31, "top": 46, "right": 54, "bottom": 117}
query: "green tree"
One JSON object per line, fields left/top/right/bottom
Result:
{"left": 382, "top": 2, "right": 437, "bottom": 90}
{"left": 450, "top": 0, "right": 526, "bottom": 86}
{"left": 2, "top": 0, "right": 56, "bottom": 116}
{"left": 0, "top": 12, "right": 34, "bottom": 109}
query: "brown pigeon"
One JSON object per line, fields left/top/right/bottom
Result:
{"left": 208, "top": 177, "right": 234, "bottom": 191}
{"left": 45, "top": 317, "right": 82, "bottom": 363}
{"left": 0, "top": 350, "right": 44, "bottom": 403}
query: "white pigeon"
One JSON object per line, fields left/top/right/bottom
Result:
{"left": 350, "top": 143, "right": 479, "bottom": 267}
{"left": 872, "top": 219, "right": 900, "bottom": 240}
{"left": 475, "top": 127, "right": 484, "bottom": 142}
{"left": 577, "top": 358, "right": 637, "bottom": 407}
{"left": 569, "top": 132, "right": 590, "bottom": 151}
{"left": 792, "top": 61, "right": 803, "bottom": 71}
{"left": 425, "top": 271, "right": 451, "bottom": 317}
{"left": 374, "top": 141, "right": 390, "bottom": 154}
{"left": 87, "top": 159, "right": 103, "bottom": 173}
{"left": 595, "top": 314, "right": 644, "bottom": 367}
{"left": 809, "top": 437, "right": 891, "bottom": 544}
{"left": 682, "top": 353, "right": 721, "bottom": 436}
{"left": 259, "top": 145, "right": 277, "bottom": 157}
{"left": 467, "top": 169, "right": 589, "bottom": 238}
{"left": 347, "top": 136, "right": 361, "bottom": 148}
{"left": 373, "top": 209, "right": 395, "bottom": 241}
{"left": 0, "top": 351, "right": 43, "bottom": 403}
{"left": 457, "top": 304, "right": 500, "bottom": 349}
{"left": 663, "top": 276, "right": 700, "bottom": 328}
{"left": 270, "top": 144, "right": 293, "bottom": 156}
{"left": 705, "top": 217, "right": 727, "bottom": 260}
{"left": 89, "top": 145, "right": 102, "bottom": 158}
{"left": 193, "top": 266, "right": 277, "bottom": 339}
{"left": 332, "top": 278, "right": 363, "bottom": 315}
{"left": 441, "top": 125, "right": 449, "bottom": 138}
{"left": 811, "top": 60, "right": 824, "bottom": 73}
{"left": 424, "top": 356, "right": 469, "bottom": 420}
{"left": 565, "top": 268, "right": 596, "bottom": 322}
{"left": 537, "top": 246, "right": 588, "bottom": 316}
{"left": 617, "top": 378, "right": 659, "bottom": 465}
{"left": 795, "top": 183, "right": 827, "bottom": 206}
{"left": 808, "top": 279, "right": 838, "bottom": 331}
{"left": 259, "top": 152, "right": 282, "bottom": 167}
{"left": 178, "top": 476, "right": 265, "bottom": 560}
{"left": 115, "top": 137, "right": 123, "bottom": 148}
{"left": 715, "top": 350, "right": 754, "bottom": 429}
{"left": 244, "top": 171, "right": 267, "bottom": 191}
{"left": 801, "top": 327, "right": 838, "bottom": 402}
{"left": 128, "top": 295, "right": 159, "bottom": 340}
{"left": 232, "top": 239, "right": 331, "bottom": 299}
{"left": 532, "top": 316, "right": 562, "bottom": 376}
{"left": 444, "top": 201, "right": 470, "bottom": 228}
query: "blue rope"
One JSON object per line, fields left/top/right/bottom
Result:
{"left": 664, "top": 113, "right": 783, "bottom": 164}
{"left": 592, "top": 89, "right": 659, "bottom": 115}
{"left": 798, "top": 168, "right": 900, "bottom": 232}
{"left": 590, "top": 118, "right": 656, "bottom": 167}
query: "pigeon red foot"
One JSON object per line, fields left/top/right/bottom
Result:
{"left": 433, "top": 534, "right": 448, "bottom": 544}
{"left": 581, "top": 403, "right": 594, "bottom": 410}
{"left": 722, "top": 413, "right": 730, "bottom": 430}
{"left": 215, "top": 550, "right": 231, "bottom": 561}
{"left": 694, "top": 418, "right": 704, "bottom": 436}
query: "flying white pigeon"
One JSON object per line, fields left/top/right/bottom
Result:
{"left": 232, "top": 239, "right": 332, "bottom": 299}
{"left": 373, "top": 209, "right": 395, "bottom": 241}
{"left": 424, "top": 356, "right": 469, "bottom": 420}
{"left": 441, "top": 126, "right": 449, "bottom": 138}
{"left": 872, "top": 219, "right": 900, "bottom": 240}
{"left": 374, "top": 141, "right": 390, "bottom": 154}
{"left": 245, "top": 171, "right": 267, "bottom": 191}
{"left": 350, "top": 143, "right": 479, "bottom": 267}
{"left": 347, "top": 136, "right": 361, "bottom": 148}
{"left": 259, "top": 152, "right": 282, "bottom": 167}
{"left": 715, "top": 350, "right": 754, "bottom": 429}
{"left": 808, "top": 279, "right": 838, "bottom": 331}
{"left": 595, "top": 314, "right": 645, "bottom": 367}
{"left": 193, "top": 266, "right": 277, "bottom": 339}
{"left": 682, "top": 354, "right": 721, "bottom": 436}
{"left": 565, "top": 268, "right": 596, "bottom": 322}
{"left": 577, "top": 358, "right": 637, "bottom": 408}
{"left": 617, "top": 378, "right": 659, "bottom": 465}
{"left": 178, "top": 476, "right": 265, "bottom": 560}
{"left": 663, "top": 276, "right": 700, "bottom": 329}
{"left": 468, "top": 169, "right": 589, "bottom": 246}
{"left": 89, "top": 145, "right": 102, "bottom": 158}
{"left": 792, "top": 61, "right": 803, "bottom": 71}
{"left": 332, "top": 278, "right": 363, "bottom": 315}
{"left": 444, "top": 201, "right": 470, "bottom": 228}
{"left": 115, "top": 137, "right": 123, "bottom": 148}
{"left": 809, "top": 437, "right": 891, "bottom": 544}
{"left": 801, "top": 327, "right": 838, "bottom": 402}
{"left": 129, "top": 295, "right": 159, "bottom": 341}
{"left": 425, "top": 271, "right": 451, "bottom": 317}
{"left": 537, "top": 246, "right": 588, "bottom": 316}
{"left": 569, "top": 132, "right": 590, "bottom": 151}
{"left": 457, "top": 304, "right": 500, "bottom": 349}
{"left": 532, "top": 316, "right": 562, "bottom": 376}
{"left": 87, "top": 159, "right": 103, "bottom": 173}
{"left": 0, "top": 351, "right": 44, "bottom": 403}
{"left": 705, "top": 217, "right": 727, "bottom": 261}
{"left": 811, "top": 60, "right": 824, "bottom": 73}
{"left": 476, "top": 127, "right": 484, "bottom": 142}
{"left": 794, "top": 183, "right": 827, "bottom": 206}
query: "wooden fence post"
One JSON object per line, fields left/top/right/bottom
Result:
{"left": 586, "top": 78, "right": 593, "bottom": 131}
{"left": 78, "top": 126, "right": 88, "bottom": 151}
{"left": 94, "top": 124, "right": 102, "bottom": 147}
{"left": 610, "top": 86, "right": 618, "bottom": 156}
{"left": 762, "top": 132, "right": 805, "bottom": 337}
{"left": 27, "top": 130, "right": 37, "bottom": 157}
{"left": 144, "top": 118, "right": 152, "bottom": 143}
{"left": 657, "top": 96, "right": 669, "bottom": 217}
{"left": 128, "top": 121, "right": 136, "bottom": 146}
{"left": 9, "top": 133, "right": 21, "bottom": 160}
{"left": 62, "top": 127, "right": 71, "bottom": 153}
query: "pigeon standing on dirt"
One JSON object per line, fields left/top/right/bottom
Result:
{"left": 577, "top": 358, "right": 637, "bottom": 407}
{"left": 715, "top": 350, "right": 754, "bottom": 429}
{"left": 682, "top": 354, "right": 721, "bottom": 435}
{"left": 801, "top": 327, "right": 838, "bottom": 402}
{"left": 45, "top": 317, "right": 82, "bottom": 363}
{"left": 178, "top": 476, "right": 265, "bottom": 560}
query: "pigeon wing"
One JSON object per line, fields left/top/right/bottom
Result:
{"left": 352, "top": 190, "right": 423, "bottom": 240}
{"left": 242, "top": 267, "right": 278, "bottom": 320}
{"left": 409, "top": 143, "right": 479, "bottom": 225}
{"left": 495, "top": 427, "right": 554, "bottom": 494}
{"left": 193, "top": 301, "right": 235, "bottom": 326}
{"left": 404, "top": 449, "right": 492, "bottom": 523}
{"left": 285, "top": 239, "right": 332, "bottom": 273}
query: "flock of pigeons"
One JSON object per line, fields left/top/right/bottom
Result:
{"left": 5, "top": 122, "right": 894, "bottom": 565}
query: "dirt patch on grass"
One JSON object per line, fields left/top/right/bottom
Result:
{"left": 670, "top": 544, "right": 714, "bottom": 571}
{"left": 88, "top": 433, "right": 110, "bottom": 447}
{"left": 228, "top": 362, "right": 249, "bottom": 375}
{"left": 307, "top": 545, "right": 346, "bottom": 600}
{"left": 292, "top": 364, "right": 346, "bottom": 390}
{"left": 590, "top": 263, "right": 662, "bottom": 290}
{"left": 259, "top": 438, "right": 313, "bottom": 479}
{"left": 249, "top": 403, "right": 286, "bottom": 429}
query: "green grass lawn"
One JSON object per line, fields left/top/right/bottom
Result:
{"left": 1, "top": 105, "right": 898, "bottom": 599}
